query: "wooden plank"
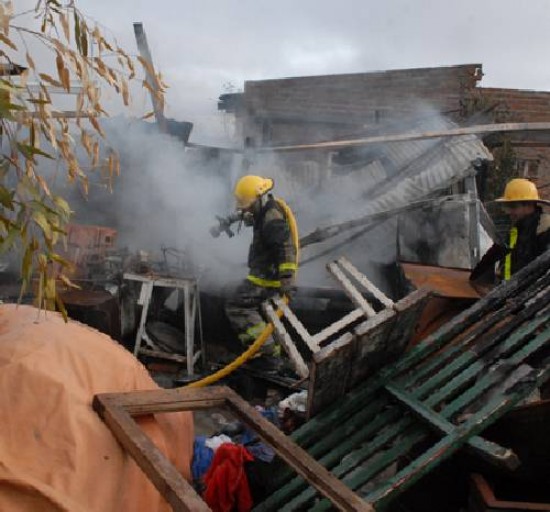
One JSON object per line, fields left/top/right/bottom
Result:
{"left": 307, "top": 332, "right": 355, "bottom": 418}
{"left": 272, "top": 297, "right": 319, "bottom": 352}
{"left": 305, "top": 372, "right": 536, "bottom": 512}
{"left": 349, "top": 309, "right": 396, "bottom": 388}
{"left": 385, "top": 383, "right": 519, "bottom": 470}
{"left": 222, "top": 388, "right": 373, "bottom": 512}
{"left": 259, "top": 122, "right": 550, "bottom": 154}
{"left": 93, "top": 395, "right": 209, "bottom": 512}
{"left": 264, "top": 303, "right": 309, "bottom": 378}
{"left": 264, "top": 274, "right": 550, "bottom": 510}
{"left": 311, "top": 308, "right": 365, "bottom": 346}
{"left": 338, "top": 257, "right": 394, "bottom": 308}
{"left": 327, "top": 262, "right": 376, "bottom": 316}
{"left": 470, "top": 473, "right": 550, "bottom": 511}
{"left": 133, "top": 22, "right": 166, "bottom": 132}
{"left": 97, "top": 386, "right": 229, "bottom": 411}
{"left": 292, "top": 257, "right": 549, "bottom": 446}
{"left": 139, "top": 348, "right": 187, "bottom": 364}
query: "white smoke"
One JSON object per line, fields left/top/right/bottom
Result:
{"left": 64, "top": 118, "right": 251, "bottom": 289}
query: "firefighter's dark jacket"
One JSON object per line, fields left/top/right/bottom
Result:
{"left": 470, "top": 208, "right": 550, "bottom": 283}
{"left": 247, "top": 195, "right": 297, "bottom": 288}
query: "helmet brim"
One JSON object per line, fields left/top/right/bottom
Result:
{"left": 493, "top": 198, "right": 550, "bottom": 206}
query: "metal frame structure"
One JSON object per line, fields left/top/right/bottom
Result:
{"left": 124, "top": 273, "right": 202, "bottom": 375}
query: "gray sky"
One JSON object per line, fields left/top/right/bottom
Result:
{"left": 33, "top": 1, "right": 550, "bottom": 143}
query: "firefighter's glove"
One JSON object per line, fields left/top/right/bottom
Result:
{"left": 470, "top": 243, "right": 506, "bottom": 282}
{"left": 279, "top": 276, "right": 296, "bottom": 299}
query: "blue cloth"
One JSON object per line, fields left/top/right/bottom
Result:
{"left": 192, "top": 435, "right": 214, "bottom": 481}
{"left": 235, "top": 407, "right": 278, "bottom": 463}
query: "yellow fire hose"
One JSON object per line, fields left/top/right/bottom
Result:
{"left": 186, "top": 297, "right": 287, "bottom": 388}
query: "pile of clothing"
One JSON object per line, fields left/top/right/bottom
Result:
{"left": 191, "top": 407, "right": 278, "bottom": 512}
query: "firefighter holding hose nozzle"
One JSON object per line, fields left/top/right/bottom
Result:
{"left": 210, "top": 175, "right": 299, "bottom": 363}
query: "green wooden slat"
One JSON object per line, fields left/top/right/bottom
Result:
{"left": 440, "top": 326, "right": 550, "bottom": 420}
{"left": 260, "top": 266, "right": 550, "bottom": 511}
{"left": 426, "top": 311, "right": 550, "bottom": 408}
{"left": 399, "top": 275, "right": 550, "bottom": 387}
{"left": 268, "top": 396, "right": 389, "bottom": 492}
{"left": 403, "top": 289, "right": 550, "bottom": 391}
{"left": 265, "top": 325, "right": 550, "bottom": 511}
{"left": 256, "top": 402, "right": 408, "bottom": 512}
{"left": 337, "top": 329, "right": 550, "bottom": 511}
{"left": 308, "top": 369, "right": 537, "bottom": 512}
{"left": 364, "top": 378, "right": 533, "bottom": 510}
{"left": 415, "top": 307, "right": 550, "bottom": 403}
{"left": 291, "top": 263, "right": 550, "bottom": 448}
{"left": 280, "top": 418, "right": 420, "bottom": 512}
{"left": 385, "top": 383, "right": 518, "bottom": 469}
{"left": 397, "top": 307, "right": 509, "bottom": 387}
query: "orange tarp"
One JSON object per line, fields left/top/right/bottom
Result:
{"left": 0, "top": 304, "right": 194, "bottom": 512}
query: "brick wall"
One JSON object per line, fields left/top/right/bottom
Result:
{"left": 473, "top": 88, "right": 550, "bottom": 199}
{"left": 242, "top": 64, "right": 483, "bottom": 145}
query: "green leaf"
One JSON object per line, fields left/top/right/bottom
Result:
{"left": 53, "top": 195, "right": 72, "bottom": 217}
{"left": 0, "top": 228, "right": 18, "bottom": 254}
{"left": 32, "top": 211, "right": 52, "bottom": 241}
{"left": 48, "top": 252, "right": 70, "bottom": 267}
{"left": 55, "top": 293, "right": 68, "bottom": 322}
{"left": 0, "top": 102, "right": 26, "bottom": 112}
{"left": 27, "top": 98, "right": 51, "bottom": 105}
{"left": 74, "top": 11, "right": 81, "bottom": 53}
{"left": 17, "top": 177, "right": 42, "bottom": 202}
{"left": 80, "top": 31, "right": 88, "bottom": 57}
{"left": 0, "top": 186, "right": 14, "bottom": 210}
{"left": 16, "top": 143, "right": 54, "bottom": 161}
{"left": 21, "top": 239, "right": 37, "bottom": 283}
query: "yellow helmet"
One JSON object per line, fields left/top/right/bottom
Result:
{"left": 495, "top": 178, "right": 540, "bottom": 203}
{"left": 234, "top": 175, "right": 274, "bottom": 209}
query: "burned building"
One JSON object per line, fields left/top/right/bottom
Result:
{"left": 219, "top": 63, "right": 550, "bottom": 201}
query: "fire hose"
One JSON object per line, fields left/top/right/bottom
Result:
{"left": 185, "top": 297, "right": 287, "bottom": 388}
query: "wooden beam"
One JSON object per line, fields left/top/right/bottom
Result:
{"left": 264, "top": 302, "right": 309, "bottom": 378}
{"left": 337, "top": 257, "right": 394, "bottom": 308}
{"left": 327, "top": 262, "right": 376, "bottom": 317}
{"left": 257, "top": 122, "right": 550, "bottom": 153}
{"left": 272, "top": 297, "right": 320, "bottom": 352}
{"left": 133, "top": 22, "right": 166, "bottom": 132}
{"left": 93, "top": 394, "right": 209, "bottom": 512}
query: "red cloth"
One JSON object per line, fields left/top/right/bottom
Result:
{"left": 203, "top": 443, "right": 254, "bottom": 512}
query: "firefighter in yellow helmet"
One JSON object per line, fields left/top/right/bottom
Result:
{"left": 470, "top": 178, "right": 550, "bottom": 287}
{"left": 212, "top": 175, "right": 299, "bottom": 359}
